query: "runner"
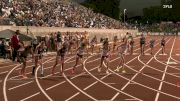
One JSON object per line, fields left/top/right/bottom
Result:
{"left": 161, "top": 36, "right": 166, "bottom": 55}
{"left": 123, "top": 32, "right": 129, "bottom": 54}
{"left": 128, "top": 33, "right": 134, "bottom": 55}
{"left": 98, "top": 38, "right": 111, "bottom": 74}
{"left": 112, "top": 36, "right": 118, "bottom": 51}
{"left": 19, "top": 45, "right": 34, "bottom": 78}
{"left": 51, "top": 42, "right": 67, "bottom": 75}
{"left": 149, "top": 36, "right": 155, "bottom": 55}
{"left": 56, "top": 31, "right": 62, "bottom": 50}
{"left": 71, "top": 37, "right": 88, "bottom": 74}
{"left": 90, "top": 35, "right": 97, "bottom": 54}
{"left": 140, "top": 34, "right": 146, "bottom": 55}
{"left": 32, "top": 41, "right": 46, "bottom": 76}
{"left": 115, "top": 39, "right": 126, "bottom": 73}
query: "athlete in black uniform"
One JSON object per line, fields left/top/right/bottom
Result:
{"left": 140, "top": 34, "right": 145, "bottom": 55}
{"left": 161, "top": 36, "right": 166, "bottom": 55}
{"left": 19, "top": 45, "right": 34, "bottom": 78}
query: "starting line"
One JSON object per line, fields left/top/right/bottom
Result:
{"left": 159, "top": 54, "right": 168, "bottom": 56}
{"left": 167, "top": 61, "right": 178, "bottom": 64}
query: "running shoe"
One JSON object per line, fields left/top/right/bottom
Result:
{"left": 122, "top": 70, "right": 126, "bottom": 73}
{"left": 71, "top": 68, "right": 75, "bottom": 74}
{"left": 106, "top": 70, "right": 110, "bottom": 74}
{"left": 98, "top": 67, "right": 101, "bottom": 72}
{"left": 40, "top": 74, "right": 44, "bottom": 77}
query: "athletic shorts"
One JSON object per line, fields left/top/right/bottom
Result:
{"left": 150, "top": 44, "right": 154, "bottom": 48}
{"left": 161, "top": 43, "right": 165, "bottom": 46}
{"left": 77, "top": 54, "right": 83, "bottom": 58}
{"left": 102, "top": 55, "right": 109, "bottom": 59}
{"left": 140, "top": 43, "right": 145, "bottom": 47}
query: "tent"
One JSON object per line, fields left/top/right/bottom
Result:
{"left": 0, "top": 29, "right": 34, "bottom": 41}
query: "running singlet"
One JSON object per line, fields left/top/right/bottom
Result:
{"left": 140, "top": 37, "right": 145, "bottom": 44}
{"left": 118, "top": 43, "right": 126, "bottom": 55}
{"left": 149, "top": 40, "right": 155, "bottom": 48}
{"left": 161, "top": 39, "right": 165, "bottom": 46}
{"left": 77, "top": 43, "right": 86, "bottom": 56}
{"left": 58, "top": 47, "right": 66, "bottom": 57}
{"left": 101, "top": 45, "right": 109, "bottom": 57}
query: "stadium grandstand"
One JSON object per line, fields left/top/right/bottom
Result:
{"left": 0, "top": 0, "right": 123, "bottom": 29}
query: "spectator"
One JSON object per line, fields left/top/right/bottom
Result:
{"left": 11, "top": 30, "right": 20, "bottom": 62}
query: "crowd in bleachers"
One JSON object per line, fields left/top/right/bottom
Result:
{"left": 0, "top": 0, "right": 122, "bottom": 29}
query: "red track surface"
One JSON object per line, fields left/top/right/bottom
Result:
{"left": 1, "top": 36, "right": 180, "bottom": 101}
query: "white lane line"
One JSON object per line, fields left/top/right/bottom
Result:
{"left": 67, "top": 37, "right": 155, "bottom": 101}
{"left": 121, "top": 37, "right": 172, "bottom": 91}
{"left": 9, "top": 57, "right": 62, "bottom": 80}
{"left": 3, "top": 59, "right": 32, "bottom": 101}
{"left": 20, "top": 92, "right": 40, "bottom": 101}
{"left": 83, "top": 81, "right": 98, "bottom": 90}
{"left": 110, "top": 65, "right": 180, "bottom": 100}
{"left": 65, "top": 92, "right": 80, "bottom": 101}
{"left": 19, "top": 36, "right": 147, "bottom": 101}
{"left": 84, "top": 55, "right": 143, "bottom": 101}
{"left": 46, "top": 62, "right": 100, "bottom": 91}
{"left": 0, "top": 71, "right": 8, "bottom": 75}
{"left": 15, "top": 57, "right": 66, "bottom": 71}
{"left": 0, "top": 64, "right": 17, "bottom": 69}
{"left": 125, "top": 99, "right": 139, "bottom": 101}
{"left": 35, "top": 56, "right": 73, "bottom": 101}
{"left": 8, "top": 81, "right": 34, "bottom": 91}
{"left": 46, "top": 81, "right": 66, "bottom": 91}
{"left": 155, "top": 37, "right": 176, "bottom": 101}
{"left": 41, "top": 57, "right": 100, "bottom": 79}
{"left": 63, "top": 72, "right": 98, "bottom": 101}
{"left": 154, "top": 53, "right": 180, "bottom": 72}
{"left": 120, "top": 37, "right": 180, "bottom": 100}
{"left": 170, "top": 73, "right": 180, "bottom": 74}
{"left": 107, "top": 37, "right": 171, "bottom": 100}
{"left": 138, "top": 57, "right": 180, "bottom": 87}
{"left": 3, "top": 64, "right": 21, "bottom": 101}
{"left": 111, "top": 92, "right": 119, "bottom": 101}
{"left": 121, "top": 57, "right": 154, "bottom": 90}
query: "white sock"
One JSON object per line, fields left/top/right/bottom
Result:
{"left": 41, "top": 66, "right": 44, "bottom": 75}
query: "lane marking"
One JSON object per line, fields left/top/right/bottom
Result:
{"left": 20, "top": 92, "right": 40, "bottom": 101}
{"left": 84, "top": 55, "right": 143, "bottom": 101}
{"left": 121, "top": 37, "right": 172, "bottom": 91}
{"left": 155, "top": 37, "right": 176, "bottom": 101}
{"left": 63, "top": 72, "right": 98, "bottom": 101}
{"left": 3, "top": 64, "right": 23, "bottom": 101}
{"left": 167, "top": 61, "right": 177, "bottom": 64}
{"left": 8, "top": 81, "right": 34, "bottom": 91}
{"left": 17, "top": 35, "right": 148, "bottom": 100}
{"left": 35, "top": 57, "right": 67, "bottom": 101}
{"left": 111, "top": 92, "right": 119, "bottom": 101}
{"left": 65, "top": 92, "right": 80, "bottom": 101}
{"left": 67, "top": 37, "right": 159, "bottom": 101}
{"left": 3, "top": 59, "right": 33, "bottom": 101}
{"left": 0, "top": 71, "right": 8, "bottom": 75}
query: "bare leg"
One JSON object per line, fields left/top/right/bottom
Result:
{"left": 72, "top": 56, "right": 79, "bottom": 73}
{"left": 98, "top": 57, "right": 104, "bottom": 72}
{"left": 60, "top": 57, "right": 64, "bottom": 73}
{"left": 51, "top": 56, "right": 59, "bottom": 75}
{"left": 21, "top": 58, "right": 27, "bottom": 78}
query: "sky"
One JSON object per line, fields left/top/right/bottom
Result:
{"left": 73, "top": 0, "right": 162, "bottom": 17}
{"left": 119, "top": 0, "right": 162, "bottom": 17}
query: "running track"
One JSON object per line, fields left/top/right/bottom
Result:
{"left": 1, "top": 35, "right": 180, "bottom": 101}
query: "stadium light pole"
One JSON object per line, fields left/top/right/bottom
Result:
{"left": 124, "top": 9, "right": 127, "bottom": 23}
